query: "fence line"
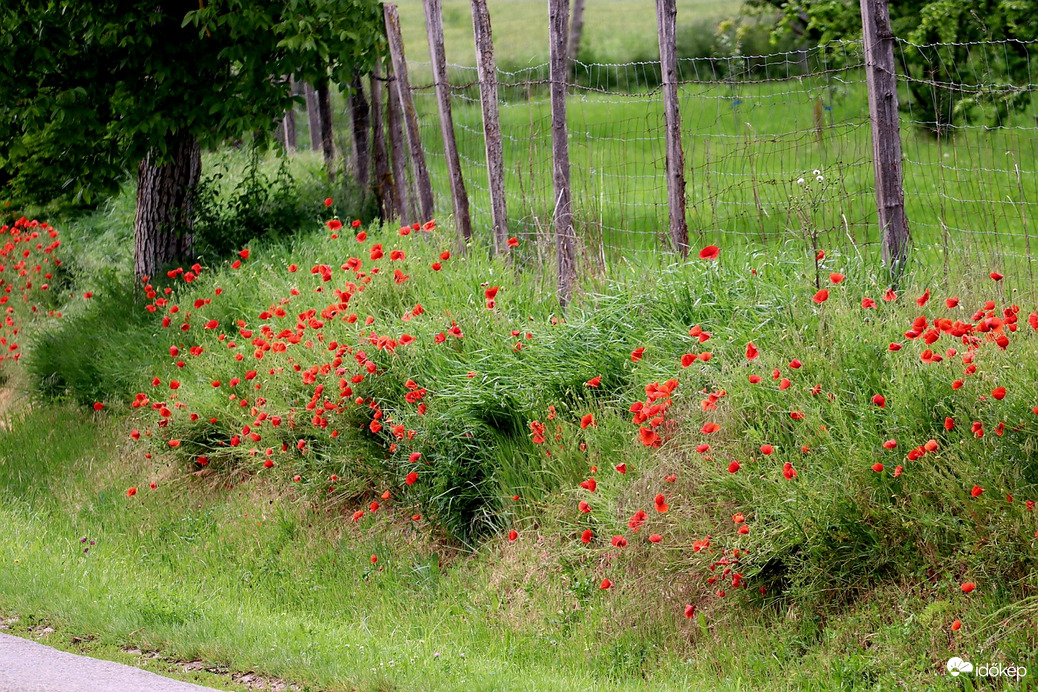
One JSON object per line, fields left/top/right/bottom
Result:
{"left": 364, "top": 2, "right": 1038, "bottom": 294}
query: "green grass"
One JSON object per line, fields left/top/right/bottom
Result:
{"left": 381, "top": 0, "right": 1038, "bottom": 267}
{"left": 5, "top": 205, "right": 1038, "bottom": 689}
{"left": 1, "top": 397, "right": 1033, "bottom": 691}
{"left": 393, "top": 0, "right": 744, "bottom": 73}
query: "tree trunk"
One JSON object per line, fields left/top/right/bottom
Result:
{"left": 133, "top": 136, "right": 202, "bottom": 280}
{"left": 568, "top": 0, "right": 586, "bottom": 63}
{"left": 369, "top": 65, "right": 393, "bottom": 219}
{"left": 317, "top": 82, "right": 337, "bottom": 177}
{"left": 304, "top": 82, "right": 322, "bottom": 151}
{"left": 350, "top": 73, "right": 371, "bottom": 186}
{"left": 282, "top": 76, "right": 298, "bottom": 151}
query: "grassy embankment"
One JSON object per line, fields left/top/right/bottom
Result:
{"left": 1, "top": 182, "right": 1036, "bottom": 689}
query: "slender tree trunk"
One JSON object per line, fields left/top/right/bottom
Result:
{"left": 282, "top": 76, "right": 298, "bottom": 151}
{"left": 133, "top": 136, "right": 202, "bottom": 280}
{"left": 369, "top": 65, "right": 393, "bottom": 218}
{"left": 350, "top": 73, "right": 371, "bottom": 186}
{"left": 317, "top": 82, "right": 337, "bottom": 177}
{"left": 304, "top": 82, "right": 322, "bottom": 151}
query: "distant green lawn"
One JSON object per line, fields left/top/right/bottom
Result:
{"left": 383, "top": 0, "right": 1038, "bottom": 268}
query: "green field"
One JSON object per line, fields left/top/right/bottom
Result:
{"left": 393, "top": 0, "right": 744, "bottom": 70}
{"left": 374, "top": 1, "right": 1038, "bottom": 267}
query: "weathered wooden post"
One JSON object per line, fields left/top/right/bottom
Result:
{"left": 384, "top": 3, "right": 436, "bottom": 223}
{"left": 656, "top": 0, "right": 689, "bottom": 256}
{"left": 423, "top": 0, "right": 473, "bottom": 244}
{"left": 385, "top": 67, "right": 413, "bottom": 225}
{"left": 548, "top": 0, "right": 576, "bottom": 306}
{"left": 470, "top": 0, "right": 509, "bottom": 253}
{"left": 860, "top": 0, "right": 909, "bottom": 273}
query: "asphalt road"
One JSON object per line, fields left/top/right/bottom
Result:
{"left": 0, "top": 633, "right": 223, "bottom": 692}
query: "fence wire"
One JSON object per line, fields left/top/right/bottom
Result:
{"left": 402, "top": 36, "right": 1037, "bottom": 270}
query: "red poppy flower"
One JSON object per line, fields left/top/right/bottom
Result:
{"left": 961, "top": 582, "right": 975, "bottom": 593}
{"left": 872, "top": 463, "right": 884, "bottom": 472}
{"left": 507, "top": 237, "right": 519, "bottom": 247}
{"left": 971, "top": 485, "right": 984, "bottom": 498}
{"left": 631, "top": 346, "right": 645, "bottom": 362}
{"left": 812, "top": 289, "right": 829, "bottom": 304}
{"left": 992, "top": 386, "right": 1006, "bottom": 400}
{"left": 728, "top": 460, "right": 740, "bottom": 473}
{"left": 126, "top": 487, "right": 137, "bottom": 497}
{"left": 600, "top": 578, "right": 612, "bottom": 590}
{"left": 581, "top": 529, "right": 593, "bottom": 543}
{"left": 585, "top": 376, "right": 602, "bottom": 388}
{"left": 745, "top": 342, "right": 759, "bottom": 360}
{"left": 951, "top": 620, "right": 962, "bottom": 631}
{"left": 829, "top": 272, "right": 845, "bottom": 284}
{"left": 698, "top": 245, "right": 720, "bottom": 260}
{"left": 92, "top": 402, "right": 104, "bottom": 411}
{"left": 508, "top": 530, "right": 518, "bottom": 542}
{"left": 990, "top": 271, "right": 1004, "bottom": 281}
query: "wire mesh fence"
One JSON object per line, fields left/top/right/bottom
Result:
{"left": 400, "top": 31, "right": 1037, "bottom": 273}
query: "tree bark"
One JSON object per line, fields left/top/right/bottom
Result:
{"left": 350, "top": 73, "right": 371, "bottom": 186}
{"left": 133, "top": 136, "right": 202, "bottom": 280}
{"left": 317, "top": 82, "right": 337, "bottom": 177}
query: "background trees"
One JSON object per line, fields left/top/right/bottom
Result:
{"left": 0, "top": 0, "right": 383, "bottom": 278}
{"left": 753, "top": 0, "right": 1038, "bottom": 133}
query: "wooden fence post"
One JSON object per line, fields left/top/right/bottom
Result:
{"left": 470, "top": 0, "right": 509, "bottom": 253}
{"left": 304, "top": 82, "right": 322, "bottom": 151}
{"left": 369, "top": 65, "right": 393, "bottom": 219}
{"left": 384, "top": 3, "right": 436, "bottom": 224}
{"left": 860, "top": 0, "right": 909, "bottom": 273}
{"left": 548, "top": 0, "right": 576, "bottom": 306}
{"left": 350, "top": 73, "right": 370, "bottom": 187}
{"left": 656, "top": 0, "right": 689, "bottom": 256}
{"left": 423, "top": 0, "right": 473, "bottom": 245}
{"left": 385, "top": 68, "right": 413, "bottom": 225}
